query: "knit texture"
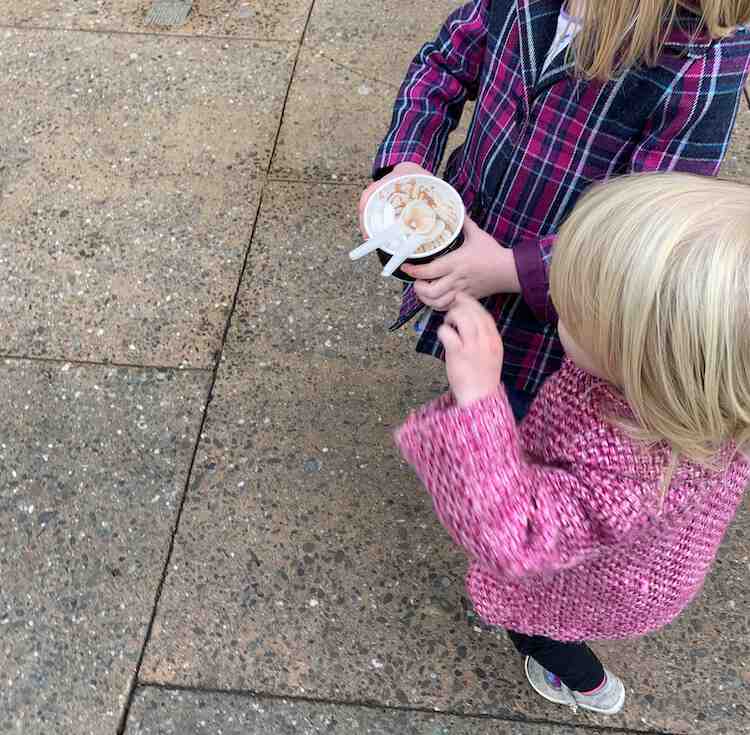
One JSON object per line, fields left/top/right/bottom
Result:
{"left": 395, "top": 360, "right": 749, "bottom": 641}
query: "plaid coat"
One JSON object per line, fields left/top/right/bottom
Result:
{"left": 374, "top": 0, "right": 750, "bottom": 395}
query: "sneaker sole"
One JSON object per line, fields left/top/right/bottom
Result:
{"left": 576, "top": 684, "right": 626, "bottom": 716}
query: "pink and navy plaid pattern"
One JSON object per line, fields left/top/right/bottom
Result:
{"left": 374, "top": 0, "right": 750, "bottom": 395}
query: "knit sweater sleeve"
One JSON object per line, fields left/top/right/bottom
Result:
{"left": 395, "top": 390, "right": 651, "bottom": 579}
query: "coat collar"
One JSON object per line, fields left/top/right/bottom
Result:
{"left": 516, "top": 0, "right": 714, "bottom": 97}
{"left": 662, "top": 11, "right": 714, "bottom": 57}
{"left": 516, "top": 0, "right": 565, "bottom": 97}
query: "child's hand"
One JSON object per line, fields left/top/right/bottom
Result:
{"left": 358, "top": 162, "right": 431, "bottom": 237}
{"left": 403, "top": 218, "right": 521, "bottom": 310}
{"left": 438, "top": 293, "right": 504, "bottom": 407}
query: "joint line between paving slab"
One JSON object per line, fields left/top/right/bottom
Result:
{"left": 116, "top": 3, "right": 319, "bottom": 732}
{"left": 0, "top": 21, "right": 298, "bottom": 45}
{"left": 318, "top": 53, "right": 399, "bottom": 91}
{"left": 266, "top": 175, "right": 369, "bottom": 187}
{"left": 114, "top": 181, "right": 270, "bottom": 735}
{"left": 135, "top": 682, "right": 682, "bottom": 735}
{"left": 0, "top": 352, "right": 212, "bottom": 373}
{"left": 114, "top": 184, "right": 269, "bottom": 733}
{"left": 263, "top": 2, "right": 319, "bottom": 179}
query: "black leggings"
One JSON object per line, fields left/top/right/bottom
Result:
{"left": 508, "top": 630, "right": 605, "bottom": 692}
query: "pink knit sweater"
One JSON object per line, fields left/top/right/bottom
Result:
{"left": 395, "top": 360, "right": 749, "bottom": 641}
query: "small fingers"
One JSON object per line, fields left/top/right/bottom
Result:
{"left": 452, "top": 293, "right": 497, "bottom": 333}
{"left": 444, "top": 303, "right": 480, "bottom": 343}
{"left": 461, "top": 216, "right": 480, "bottom": 238}
{"left": 402, "top": 255, "right": 455, "bottom": 281}
{"left": 452, "top": 292, "right": 482, "bottom": 308}
{"left": 427, "top": 290, "right": 458, "bottom": 311}
{"left": 414, "top": 277, "right": 456, "bottom": 303}
{"left": 437, "top": 323, "right": 463, "bottom": 353}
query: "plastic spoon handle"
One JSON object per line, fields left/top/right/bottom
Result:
{"left": 381, "top": 235, "right": 425, "bottom": 277}
{"left": 349, "top": 223, "right": 402, "bottom": 260}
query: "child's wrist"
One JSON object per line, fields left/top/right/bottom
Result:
{"left": 454, "top": 385, "right": 500, "bottom": 408}
{"left": 494, "top": 247, "right": 521, "bottom": 293}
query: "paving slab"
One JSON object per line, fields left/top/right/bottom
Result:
{"left": 0, "top": 1, "right": 313, "bottom": 41}
{"left": 0, "top": 29, "right": 293, "bottom": 366}
{"left": 0, "top": 358, "right": 209, "bottom": 734}
{"left": 222, "top": 181, "right": 440, "bottom": 368}
{"left": 721, "top": 98, "right": 750, "bottom": 182}
{"left": 270, "top": 46, "right": 401, "bottom": 182}
{"left": 139, "top": 332, "right": 750, "bottom": 733}
{"left": 272, "top": 28, "right": 475, "bottom": 181}
{"left": 126, "top": 688, "right": 629, "bottom": 735}
{"left": 0, "top": 175, "right": 262, "bottom": 368}
{"left": 305, "top": 0, "right": 466, "bottom": 52}
{"left": 0, "top": 29, "right": 293, "bottom": 181}
{"left": 139, "top": 352, "right": 477, "bottom": 695}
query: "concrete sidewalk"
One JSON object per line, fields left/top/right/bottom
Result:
{"left": 0, "top": 2, "right": 748, "bottom": 734}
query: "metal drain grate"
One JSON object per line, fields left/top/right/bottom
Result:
{"left": 144, "top": 0, "right": 193, "bottom": 27}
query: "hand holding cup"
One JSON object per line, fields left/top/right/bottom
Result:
{"left": 405, "top": 219, "right": 521, "bottom": 311}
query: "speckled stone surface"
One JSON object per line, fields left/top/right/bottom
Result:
{"left": 222, "top": 182, "right": 439, "bottom": 367}
{"left": 127, "top": 688, "right": 628, "bottom": 735}
{"left": 271, "top": 0, "right": 470, "bottom": 182}
{"left": 139, "top": 322, "right": 750, "bottom": 733}
{"left": 0, "top": 358, "right": 208, "bottom": 734}
{"left": 0, "top": 30, "right": 293, "bottom": 366}
{"left": 305, "top": 0, "right": 465, "bottom": 53}
{"left": 721, "top": 97, "right": 750, "bottom": 181}
{"left": 270, "top": 46, "right": 400, "bottom": 182}
{"left": 139, "top": 353, "right": 481, "bottom": 696}
{"left": 0, "top": 1, "right": 313, "bottom": 41}
{"left": 272, "top": 34, "right": 475, "bottom": 182}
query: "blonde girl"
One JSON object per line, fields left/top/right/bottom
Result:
{"left": 361, "top": 0, "right": 750, "bottom": 420}
{"left": 395, "top": 172, "right": 750, "bottom": 714}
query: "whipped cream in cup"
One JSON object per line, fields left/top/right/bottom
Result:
{"left": 363, "top": 174, "right": 466, "bottom": 282}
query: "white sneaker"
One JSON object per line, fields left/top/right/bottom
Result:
{"left": 524, "top": 656, "right": 625, "bottom": 715}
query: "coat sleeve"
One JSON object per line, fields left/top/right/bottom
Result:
{"left": 395, "top": 390, "right": 655, "bottom": 579}
{"left": 373, "top": 0, "right": 490, "bottom": 176}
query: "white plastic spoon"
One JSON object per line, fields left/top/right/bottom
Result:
{"left": 381, "top": 233, "right": 427, "bottom": 277}
{"left": 348, "top": 221, "right": 403, "bottom": 261}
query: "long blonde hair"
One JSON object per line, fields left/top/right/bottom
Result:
{"left": 572, "top": 1, "right": 750, "bottom": 80}
{"left": 550, "top": 173, "right": 750, "bottom": 471}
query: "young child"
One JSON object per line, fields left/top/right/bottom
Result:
{"left": 361, "top": 0, "right": 750, "bottom": 420}
{"left": 395, "top": 172, "right": 750, "bottom": 714}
